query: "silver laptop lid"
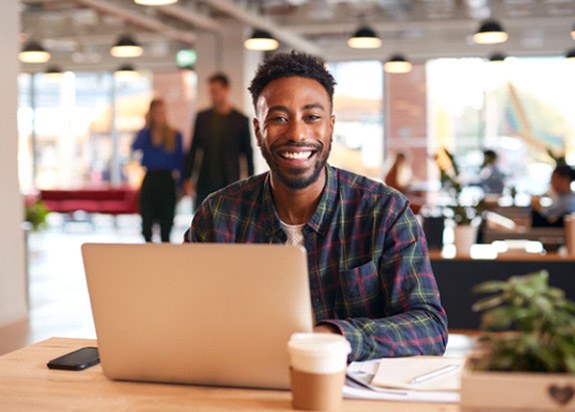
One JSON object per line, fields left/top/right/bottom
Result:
{"left": 81, "top": 242, "right": 314, "bottom": 389}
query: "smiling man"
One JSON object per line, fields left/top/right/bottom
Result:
{"left": 185, "top": 51, "right": 447, "bottom": 361}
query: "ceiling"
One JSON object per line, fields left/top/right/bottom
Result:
{"left": 20, "top": 0, "right": 575, "bottom": 73}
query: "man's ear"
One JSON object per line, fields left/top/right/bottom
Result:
{"left": 329, "top": 114, "right": 336, "bottom": 142}
{"left": 253, "top": 118, "right": 263, "bottom": 147}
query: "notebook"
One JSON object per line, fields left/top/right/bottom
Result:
{"left": 81, "top": 242, "right": 314, "bottom": 390}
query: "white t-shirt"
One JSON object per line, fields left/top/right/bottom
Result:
{"left": 280, "top": 221, "right": 305, "bottom": 246}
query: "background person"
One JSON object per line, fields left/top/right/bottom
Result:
{"left": 383, "top": 151, "right": 413, "bottom": 193}
{"left": 479, "top": 149, "right": 505, "bottom": 195}
{"left": 132, "top": 98, "right": 184, "bottom": 242}
{"left": 531, "top": 165, "right": 575, "bottom": 227}
{"left": 185, "top": 52, "right": 447, "bottom": 362}
{"left": 184, "top": 73, "right": 254, "bottom": 210}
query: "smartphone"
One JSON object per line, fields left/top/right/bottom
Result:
{"left": 47, "top": 346, "right": 100, "bottom": 371}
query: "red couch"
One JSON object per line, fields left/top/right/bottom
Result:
{"left": 40, "top": 187, "right": 139, "bottom": 215}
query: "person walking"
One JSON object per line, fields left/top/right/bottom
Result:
{"left": 184, "top": 73, "right": 254, "bottom": 210}
{"left": 132, "top": 98, "right": 184, "bottom": 242}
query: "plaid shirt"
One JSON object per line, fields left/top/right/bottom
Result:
{"left": 186, "top": 165, "right": 448, "bottom": 361}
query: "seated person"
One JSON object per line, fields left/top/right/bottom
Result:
{"left": 531, "top": 165, "right": 575, "bottom": 227}
{"left": 479, "top": 149, "right": 505, "bottom": 195}
{"left": 184, "top": 51, "right": 447, "bottom": 362}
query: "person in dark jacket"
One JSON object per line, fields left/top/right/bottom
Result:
{"left": 184, "top": 73, "right": 254, "bottom": 210}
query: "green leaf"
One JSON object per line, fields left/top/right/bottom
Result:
{"left": 472, "top": 295, "right": 505, "bottom": 313}
{"left": 480, "top": 307, "right": 514, "bottom": 330}
{"left": 473, "top": 280, "right": 508, "bottom": 294}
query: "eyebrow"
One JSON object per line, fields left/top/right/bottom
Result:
{"left": 267, "top": 103, "right": 327, "bottom": 113}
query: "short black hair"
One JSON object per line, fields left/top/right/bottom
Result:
{"left": 553, "top": 165, "right": 575, "bottom": 181}
{"left": 248, "top": 51, "right": 336, "bottom": 108}
{"left": 208, "top": 72, "right": 230, "bottom": 87}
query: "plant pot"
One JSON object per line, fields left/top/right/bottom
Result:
{"left": 461, "top": 359, "right": 575, "bottom": 411}
{"left": 453, "top": 224, "right": 478, "bottom": 256}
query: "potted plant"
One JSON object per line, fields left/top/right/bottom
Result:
{"left": 461, "top": 270, "right": 575, "bottom": 410}
{"left": 435, "top": 148, "right": 484, "bottom": 255}
{"left": 25, "top": 198, "right": 50, "bottom": 232}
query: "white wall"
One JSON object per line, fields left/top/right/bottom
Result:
{"left": 0, "top": 1, "right": 27, "bottom": 326}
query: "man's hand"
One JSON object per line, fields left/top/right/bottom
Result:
{"left": 531, "top": 196, "right": 541, "bottom": 212}
{"left": 184, "top": 180, "right": 196, "bottom": 197}
{"left": 313, "top": 324, "right": 341, "bottom": 334}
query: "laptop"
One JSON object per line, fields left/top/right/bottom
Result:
{"left": 81, "top": 242, "right": 314, "bottom": 389}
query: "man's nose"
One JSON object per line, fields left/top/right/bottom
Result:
{"left": 286, "top": 119, "right": 306, "bottom": 142}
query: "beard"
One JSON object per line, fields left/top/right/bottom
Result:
{"left": 260, "top": 140, "right": 331, "bottom": 190}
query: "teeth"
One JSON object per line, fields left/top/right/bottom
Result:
{"left": 281, "top": 151, "right": 312, "bottom": 160}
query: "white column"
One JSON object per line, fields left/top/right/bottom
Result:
{"left": 0, "top": 1, "right": 27, "bottom": 325}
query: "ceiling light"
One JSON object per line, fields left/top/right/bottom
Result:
{"left": 114, "top": 64, "right": 140, "bottom": 80}
{"left": 489, "top": 52, "right": 506, "bottom": 62}
{"left": 566, "top": 49, "right": 575, "bottom": 60}
{"left": 134, "top": 0, "right": 177, "bottom": 4}
{"left": 19, "top": 40, "right": 51, "bottom": 63}
{"left": 110, "top": 35, "right": 143, "bottom": 58}
{"left": 244, "top": 29, "right": 279, "bottom": 51}
{"left": 384, "top": 54, "right": 412, "bottom": 74}
{"left": 347, "top": 26, "right": 381, "bottom": 49}
{"left": 473, "top": 20, "right": 508, "bottom": 44}
{"left": 44, "top": 65, "right": 64, "bottom": 77}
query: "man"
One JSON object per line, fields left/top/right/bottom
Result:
{"left": 184, "top": 73, "right": 255, "bottom": 209}
{"left": 185, "top": 52, "right": 447, "bottom": 362}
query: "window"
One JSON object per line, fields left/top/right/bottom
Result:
{"left": 18, "top": 71, "right": 153, "bottom": 191}
{"left": 328, "top": 61, "right": 384, "bottom": 179}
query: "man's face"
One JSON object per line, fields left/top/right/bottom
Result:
{"left": 209, "top": 81, "right": 229, "bottom": 107}
{"left": 253, "top": 76, "right": 335, "bottom": 190}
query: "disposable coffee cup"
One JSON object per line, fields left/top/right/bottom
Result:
{"left": 287, "top": 333, "right": 351, "bottom": 411}
{"left": 565, "top": 214, "right": 575, "bottom": 255}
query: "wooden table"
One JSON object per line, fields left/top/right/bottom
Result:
{"left": 0, "top": 338, "right": 459, "bottom": 411}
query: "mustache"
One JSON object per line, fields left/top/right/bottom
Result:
{"left": 271, "top": 141, "right": 323, "bottom": 152}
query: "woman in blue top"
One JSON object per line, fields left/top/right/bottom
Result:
{"left": 132, "top": 98, "right": 184, "bottom": 242}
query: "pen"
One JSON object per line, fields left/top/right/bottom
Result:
{"left": 408, "top": 364, "right": 460, "bottom": 384}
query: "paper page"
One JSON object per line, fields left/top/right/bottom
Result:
{"left": 343, "top": 357, "right": 461, "bottom": 403}
{"left": 370, "top": 356, "right": 464, "bottom": 391}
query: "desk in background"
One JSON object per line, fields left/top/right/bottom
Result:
{"left": 431, "top": 251, "right": 575, "bottom": 330}
{"left": 0, "top": 338, "right": 458, "bottom": 411}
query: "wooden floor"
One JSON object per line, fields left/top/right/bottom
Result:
{"left": 0, "top": 213, "right": 192, "bottom": 356}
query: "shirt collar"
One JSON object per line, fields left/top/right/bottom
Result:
{"left": 307, "top": 164, "right": 337, "bottom": 235}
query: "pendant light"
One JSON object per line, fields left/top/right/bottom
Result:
{"left": 244, "top": 29, "right": 279, "bottom": 51}
{"left": 44, "top": 65, "right": 64, "bottom": 77}
{"left": 19, "top": 40, "right": 51, "bottom": 63}
{"left": 110, "top": 35, "right": 143, "bottom": 58}
{"left": 473, "top": 20, "right": 508, "bottom": 44}
{"left": 134, "top": 0, "right": 177, "bottom": 4}
{"left": 488, "top": 52, "right": 506, "bottom": 63}
{"left": 384, "top": 54, "right": 412, "bottom": 74}
{"left": 114, "top": 64, "right": 139, "bottom": 81}
{"left": 347, "top": 26, "right": 381, "bottom": 49}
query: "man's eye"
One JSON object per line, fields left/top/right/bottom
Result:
{"left": 306, "top": 115, "right": 321, "bottom": 121}
{"left": 269, "top": 116, "right": 287, "bottom": 123}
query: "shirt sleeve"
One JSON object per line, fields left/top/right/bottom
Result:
{"left": 131, "top": 129, "right": 147, "bottom": 151}
{"left": 319, "top": 201, "right": 448, "bottom": 361}
{"left": 184, "top": 115, "right": 202, "bottom": 181}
